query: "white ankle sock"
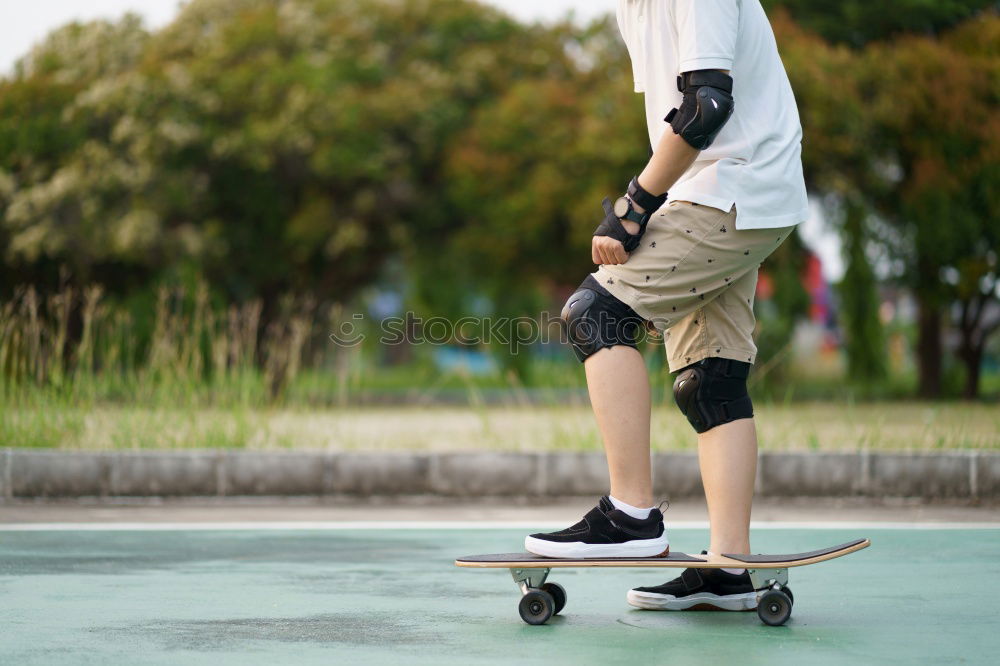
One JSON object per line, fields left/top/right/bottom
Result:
{"left": 608, "top": 495, "right": 653, "bottom": 520}
{"left": 707, "top": 551, "right": 746, "bottom": 576}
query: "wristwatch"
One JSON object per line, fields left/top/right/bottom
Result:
{"left": 613, "top": 195, "right": 647, "bottom": 225}
{"left": 592, "top": 176, "right": 668, "bottom": 253}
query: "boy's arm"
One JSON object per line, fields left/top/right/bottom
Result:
{"left": 595, "top": 132, "right": 697, "bottom": 264}
{"left": 630, "top": 131, "right": 699, "bottom": 219}
{"left": 593, "top": 0, "right": 737, "bottom": 264}
{"left": 634, "top": 67, "right": 733, "bottom": 216}
{"left": 597, "top": 66, "right": 731, "bottom": 264}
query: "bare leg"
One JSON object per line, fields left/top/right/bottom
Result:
{"left": 584, "top": 346, "right": 653, "bottom": 508}
{"left": 697, "top": 417, "right": 757, "bottom": 554}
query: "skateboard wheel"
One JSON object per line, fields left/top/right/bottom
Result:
{"left": 757, "top": 589, "right": 792, "bottom": 626}
{"left": 541, "top": 582, "right": 567, "bottom": 615}
{"left": 519, "top": 589, "right": 555, "bottom": 625}
{"left": 780, "top": 585, "right": 794, "bottom": 606}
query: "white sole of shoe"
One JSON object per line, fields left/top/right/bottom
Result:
{"left": 626, "top": 589, "right": 758, "bottom": 611}
{"left": 523, "top": 534, "right": 670, "bottom": 559}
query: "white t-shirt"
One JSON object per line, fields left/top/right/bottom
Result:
{"left": 617, "top": 0, "right": 809, "bottom": 229}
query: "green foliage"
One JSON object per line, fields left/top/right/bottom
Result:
{"left": 773, "top": 8, "right": 1000, "bottom": 397}
{"left": 1, "top": 0, "right": 561, "bottom": 305}
{"left": 751, "top": 230, "right": 811, "bottom": 387}
{"left": 441, "top": 17, "right": 646, "bottom": 295}
{"left": 838, "top": 203, "right": 887, "bottom": 382}
{"left": 0, "top": 0, "right": 997, "bottom": 399}
{"left": 860, "top": 13, "right": 1000, "bottom": 396}
{"left": 762, "top": 0, "right": 997, "bottom": 46}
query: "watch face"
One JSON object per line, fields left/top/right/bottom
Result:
{"left": 613, "top": 196, "right": 631, "bottom": 218}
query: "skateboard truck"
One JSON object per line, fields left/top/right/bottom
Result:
{"left": 510, "top": 567, "right": 566, "bottom": 625}
{"left": 511, "top": 567, "right": 550, "bottom": 593}
{"left": 747, "top": 568, "right": 793, "bottom": 626}
{"left": 747, "top": 567, "right": 788, "bottom": 591}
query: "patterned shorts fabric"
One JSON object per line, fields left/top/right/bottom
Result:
{"left": 593, "top": 201, "right": 793, "bottom": 373}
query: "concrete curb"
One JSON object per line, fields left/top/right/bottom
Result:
{"left": 1, "top": 449, "right": 997, "bottom": 500}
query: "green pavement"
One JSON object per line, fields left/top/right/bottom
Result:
{"left": 1, "top": 527, "right": 997, "bottom": 665}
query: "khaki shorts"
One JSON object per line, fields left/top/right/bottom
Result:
{"left": 594, "top": 202, "right": 793, "bottom": 372}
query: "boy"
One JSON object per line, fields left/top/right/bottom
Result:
{"left": 525, "top": 0, "right": 808, "bottom": 612}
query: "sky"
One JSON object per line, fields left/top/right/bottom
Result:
{"left": 0, "top": 0, "right": 843, "bottom": 279}
{"left": 0, "top": 0, "right": 615, "bottom": 73}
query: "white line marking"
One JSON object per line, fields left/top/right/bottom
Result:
{"left": 0, "top": 521, "right": 997, "bottom": 531}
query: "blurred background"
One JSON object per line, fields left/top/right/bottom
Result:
{"left": 0, "top": 0, "right": 997, "bottom": 454}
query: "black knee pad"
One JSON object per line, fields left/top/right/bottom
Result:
{"left": 672, "top": 358, "right": 753, "bottom": 433}
{"left": 561, "top": 275, "right": 644, "bottom": 362}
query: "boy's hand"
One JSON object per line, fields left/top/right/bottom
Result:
{"left": 591, "top": 197, "right": 644, "bottom": 265}
{"left": 592, "top": 217, "right": 641, "bottom": 265}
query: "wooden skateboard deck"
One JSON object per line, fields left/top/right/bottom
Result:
{"left": 456, "top": 538, "right": 870, "bottom": 626}
{"left": 456, "top": 538, "right": 870, "bottom": 569}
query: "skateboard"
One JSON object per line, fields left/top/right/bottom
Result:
{"left": 456, "top": 537, "right": 870, "bottom": 626}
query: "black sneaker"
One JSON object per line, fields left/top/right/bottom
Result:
{"left": 524, "top": 496, "right": 669, "bottom": 558}
{"left": 627, "top": 565, "right": 757, "bottom": 611}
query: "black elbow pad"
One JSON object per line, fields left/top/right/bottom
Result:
{"left": 665, "top": 70, "right": 734, "bottom": 150}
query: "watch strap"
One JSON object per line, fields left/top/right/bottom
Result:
{"left": 613, "top": 197, "right": 652, "bottom": 229}
{"left": 622, "top": 208, "right": 646, "bottom": 225}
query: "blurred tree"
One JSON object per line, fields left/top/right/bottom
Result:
{"left": 771, "top": 12, "right": 889, "bottom": 383}
{"left": 774, "top": 9, "right": 999, "bottom": 397}
{"left": 954, "top": 229, "right": 1000, "bottom": 399}
{"left": 860, "top": 13, "right": 1000, "bottom": 397}
{"left": 761, "top": 0, "right": 997, "bottom": 46}
{"left": 933, "top": 15, "right": 999, "bottom": 400}
{"left": 1, "top": 0, "right": 562, "bottom": 311}
{"left": 838, "top": 202, "right": 888, "bottom": 382}
{"left": 752, "top": 231, "right": 811, "bottom": 389}
{"left": 442, "top": 19, "right": 644, "bottom": 292}
{"left": 3, "top": 0, "right": 994, "bottom": 397}
{"left": 438, "top": 16, "right": 648, "bottom": 374}
{"left": 0, "top": 15, "right": 150, "bottom": 290}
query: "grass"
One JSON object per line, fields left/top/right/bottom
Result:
{"left": 2, "top": 281, "right": 998, "bottom": 452}
{"left": 3, "top": 402, "right": 997, "bottom": 452}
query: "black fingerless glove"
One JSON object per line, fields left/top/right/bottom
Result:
{"left": 593, "top": 177, "right": 668, "bottom": 252}
{"left": 594, "top": 197, "right": 646, "bottom": 252}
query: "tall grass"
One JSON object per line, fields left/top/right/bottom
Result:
{"left": 0, "top": 281, "right": 590, "bottom": 413}
{"left": 1, "top": 283, "right": 997, "bottom": 451}
{"left": 0, "top": 282, "right": 325, "bottom": 409}
{"left": 1, "top": 280, "right": 995, "bottom": 411}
